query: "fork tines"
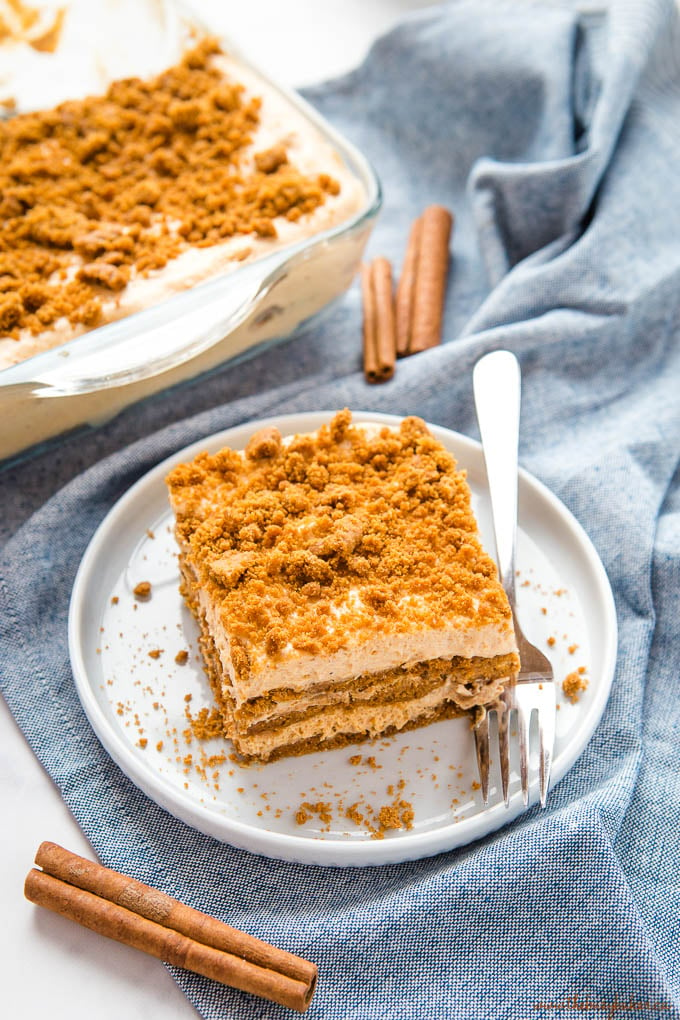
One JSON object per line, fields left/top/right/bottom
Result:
{"left": 474, "top": 676, "right": 556, "bottom": 808}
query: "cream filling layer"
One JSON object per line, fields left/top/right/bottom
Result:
{"left": 215, "top": 610, "right": 516, "bottom": 706}
{"left": 238, "top": 666, "right": 508, "bottom": 732}
{"left": 229, "top": 673, "right": 497, "bottom": 759}
{"left": 188, "top": 554, "right": 516, "bottom": 708}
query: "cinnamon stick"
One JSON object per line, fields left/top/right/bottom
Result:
{"left": 395, "top": 216, "right": 422, "bottom": 356}
{"left": 361, "top": 258, "right": 396, "bottom": 383}
{"left": 26, "top": 843, "right": 317, "bottom": 1013}
{"left": 408, "top": 205, "right": 453, "bottom": 354}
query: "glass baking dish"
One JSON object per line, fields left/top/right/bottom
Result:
{"left": 0, "top": 4, "right": 380, "bottom": 466}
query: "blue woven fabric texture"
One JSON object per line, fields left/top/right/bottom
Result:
{"left": 2, "top": 1, "right": 680, "bottom": 1016}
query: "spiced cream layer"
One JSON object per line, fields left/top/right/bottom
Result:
{"left": 0, "top": 37, "right": 365, "bottom": 371}
{"left": 166, "top": 411, "right": 520, "bottom": 762}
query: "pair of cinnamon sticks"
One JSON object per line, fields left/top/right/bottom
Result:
{"left": 25, "top": 842, "right": 317, "bottom": 1013}
{"left": 362, "top": 204, "right": 453, "bottom": 383}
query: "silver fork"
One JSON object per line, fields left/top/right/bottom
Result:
{"left": 472, "top": 350, "right": 556, "bottom": 808}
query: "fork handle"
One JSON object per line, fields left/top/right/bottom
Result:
{"left": 472, "top": 350, "right": 521, "bottom": 604}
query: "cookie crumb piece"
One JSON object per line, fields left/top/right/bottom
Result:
{"left": 562, "top": 669, "right": 589, "bottom": 703}
{"left": 295, "top": 801, "right": 332, "bottom": 826}
{"left": 245, "top": 426, "right": 282, "bottom": 460}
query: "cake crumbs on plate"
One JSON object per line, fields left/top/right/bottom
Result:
{"left": 133, "top": 581, "right": 152, "bottom": 600}
{"left": 185, "top": 705, "right": 226, "bottom": 741}
{"left": 294, "top": 776, "right": 415, "bottom": 840}
{"left": 562, "top": 667, "right": 589, "bottom": 703}
{"left": 296, "top": 801, "right": 333, "bottom": 827}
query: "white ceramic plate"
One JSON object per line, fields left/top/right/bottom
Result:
{"left": 69, "top": 411, "right": 617, "bottom": 866}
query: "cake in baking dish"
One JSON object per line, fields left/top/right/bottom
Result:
{"left": 0, "top": 36, "right": 365, "bottom": 371}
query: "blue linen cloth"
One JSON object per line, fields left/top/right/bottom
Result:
{"left": 2, "top": 0, "right": 680, "bottom": 1016}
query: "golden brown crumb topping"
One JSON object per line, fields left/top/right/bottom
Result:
{"left": 562, "top": 668, "right": 589, "bottom": 703}
{"left": 0, "top": 37, "right": 339, "bottom": 339}
{"left": 167, "top": 412, "right": 513, "bottom": 679}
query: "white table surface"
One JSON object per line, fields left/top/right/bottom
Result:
{"left": 0, "top": 2, "right": 434, "bottom": 1017}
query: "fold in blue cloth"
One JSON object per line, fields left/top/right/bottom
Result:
{"left": 2, "top": 1, "right": 680, "bottom": 1016}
